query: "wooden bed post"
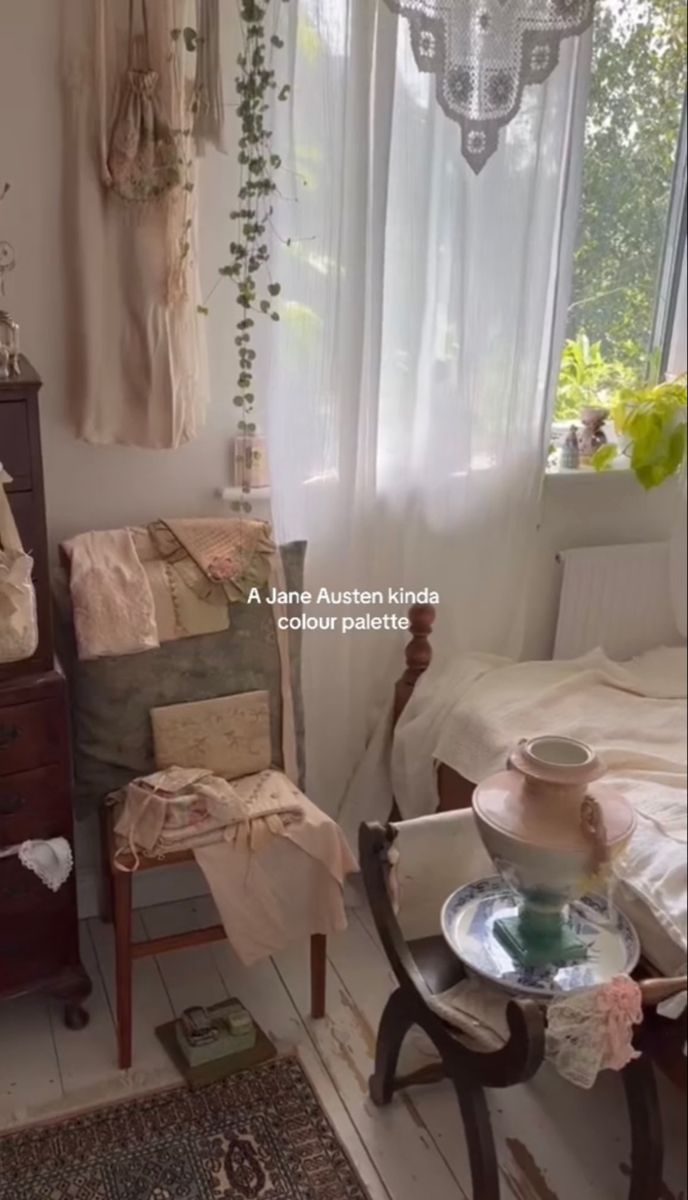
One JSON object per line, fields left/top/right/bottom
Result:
{"left": 393, "top": 604, "right": 436, "bottom": 725}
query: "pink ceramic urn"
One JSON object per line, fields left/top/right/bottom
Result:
{"left": 472, "top": 736, "right": 636, "bottom": 966}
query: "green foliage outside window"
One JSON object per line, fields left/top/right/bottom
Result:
{"left": 566, "top": 0, "right": 686, "bottom": 368}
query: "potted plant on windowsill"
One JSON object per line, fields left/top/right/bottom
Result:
{"left": 592, "top": 374, "right": 688, "bottom": 489}
{"left": 551, "top": 334, "right": 638, "bottom": 469}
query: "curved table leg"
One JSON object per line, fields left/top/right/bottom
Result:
{"left": 369, "top": 988, "right": 414, "bottom": 1107}
{"left": 623, "top": 1056, "right": 663, "bottom": 1200}
{"left": 452, "top": 1080, "right": 500, "bottom": 1200}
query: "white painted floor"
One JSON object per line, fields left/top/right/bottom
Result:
{"left": 0, "top": 895, "right": 685, "bottom": 1200}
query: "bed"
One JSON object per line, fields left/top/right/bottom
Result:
{"left": 389, "top": 542, "right": 687, "bottom": 983}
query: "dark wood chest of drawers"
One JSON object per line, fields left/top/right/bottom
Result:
{"left": 1, "top": 360, "right": 90, "bottom": 1026}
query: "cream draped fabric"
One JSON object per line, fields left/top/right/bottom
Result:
{"left": 263, "top": 1, "right": 592, "bottom": 817}
{"left": 61, "top": 0, "right": 208, "bottom": 448}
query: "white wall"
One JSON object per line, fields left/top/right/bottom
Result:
{"left": 1, "top": 0, "right": 248, "bottom": 550}
{"left": 523, "top": 474, "right": 679, "bottom": 660}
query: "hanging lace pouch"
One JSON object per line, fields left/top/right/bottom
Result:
{"left": 106, "top": 0, "right": 181, "bottom": 203}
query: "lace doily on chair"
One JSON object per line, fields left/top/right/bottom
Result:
{"left": 382, "top": 0, "right": 596, "bottom": 172}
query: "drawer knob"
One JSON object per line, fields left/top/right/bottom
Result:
{"left": 0, "top": 724, "right": 21, "bottom": 750}
{"left": 0, "top": 792, "right": 24, "bottom": 816}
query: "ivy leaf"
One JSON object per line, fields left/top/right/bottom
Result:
{"left": 591, "top": 444, "right": 618, "bottom": 472}
{"left": 278, "top": 85, "right": 291, "bottom": 102}
{"left": 268, "top": 283, "right": 281, "bottom": 297}
{"left": 197, "top": 305, "right": 209, "bottom": 316}
{"left": 183, "top": 26, "right": 198, "bottom": 52}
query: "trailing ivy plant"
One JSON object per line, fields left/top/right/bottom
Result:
{"left": 218, "top": 0, "right": 291, "bottom": 511}
{"left": 175, "top": 3, "right": 291, "bottom": 512}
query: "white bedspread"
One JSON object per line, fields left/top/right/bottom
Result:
{"left": 392, "top": 646, "right": 688, "bottom": 972}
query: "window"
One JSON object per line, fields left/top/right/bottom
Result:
{"left": 553, "top": 0, "right": 687, "bottom": 437}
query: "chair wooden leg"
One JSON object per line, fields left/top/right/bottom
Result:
{"left": 310, "top": 934, "right": 327, "bottom": 1019}
{"left": 452, "top": 1080, "right": 501, "bottom": 1200}
{"left": 98, "top": 804, "right": 114, "bottom": 924}
{"left": 623, "top": 1056, "right": 664, "bottom": 1200}
{"left": 113, "top": 866, "right": 133, "bottom": 1070}
{"left": 369, "top": 988, "right": 414, "bottom": 1107}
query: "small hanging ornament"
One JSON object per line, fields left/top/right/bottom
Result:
{"left": 105, "top": 0, "right": 182, "bottom": 204}
{"left": 0, "top": 241, "right": 15, "bottom": 297}
{"left": 0, "top": 310, "right": 20, "bottom": 378}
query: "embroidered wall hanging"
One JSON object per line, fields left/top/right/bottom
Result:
{"left": 382, "top": 0, "right": 596, "bottom": 172}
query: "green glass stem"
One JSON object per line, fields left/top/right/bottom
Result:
{"left": 494, "top": 900, "right": 589, "bottom": 968}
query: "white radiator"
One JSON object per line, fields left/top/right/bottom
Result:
{"left": 554, "top": 542, "right": 683, "bottom": 661}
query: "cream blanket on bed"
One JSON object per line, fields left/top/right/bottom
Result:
{"left": 392, "top": 646, "right": 687, "bottom": 967}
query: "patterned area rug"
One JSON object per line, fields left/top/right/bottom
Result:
{"left": 0, "top": 1058, "right": 370, "bottom": 1199}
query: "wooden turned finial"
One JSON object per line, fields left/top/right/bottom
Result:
{"left": 393, "top": 603, "right": 436, "bottom": 724}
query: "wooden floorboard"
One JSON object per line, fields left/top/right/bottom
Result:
{"left": 188, "top": 894, "right": 391, "bottom": 1200}
{"left": 0, "top": 899, "right": 685, "bottom": 1200}
{"left": 273, "top": 937, "right": 467, "bottom": 1200}
{"left": 352, "top": 909, "right": 688, "bottom": 1200}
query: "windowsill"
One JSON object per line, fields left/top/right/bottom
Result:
{"left": 546, "top": 460, "right": 633, "bottom": 483}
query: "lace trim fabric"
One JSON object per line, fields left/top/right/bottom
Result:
{"left": 382, "top": 0, "right": 596, "bottom": 172}
{"left": 546, "top": 975, "right": 643, "bottom": 1089}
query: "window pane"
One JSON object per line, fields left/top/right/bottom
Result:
{"left": 556, "top": 0, "right": 687, "bottom": 423}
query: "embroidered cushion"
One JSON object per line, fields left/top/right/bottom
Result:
{"left": 151, "top": 691, "right": 272, "bottom": 780}
{"left": 55, "top": 542, "right": 306, "bottom": 817}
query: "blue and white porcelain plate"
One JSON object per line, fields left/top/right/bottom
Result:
{"left": 441, "top": 877, "right": 640, "bottom": 998}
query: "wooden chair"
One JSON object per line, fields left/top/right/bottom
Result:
{"left": 360, "top": 812, "right": 686, "bottom": 1200}
{"left": 100, "top": 803, "right": 327, "bottom": 1070}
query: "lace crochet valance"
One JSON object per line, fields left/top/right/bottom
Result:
{"left": 382, "top": 0, "right": 596, "bottom": 172}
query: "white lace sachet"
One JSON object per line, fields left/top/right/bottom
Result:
{"left": 546, "top": 975, "right": 643, "bottom": 1089}
{"left": 17, "top": 838, "right": 74, "bottom": 892}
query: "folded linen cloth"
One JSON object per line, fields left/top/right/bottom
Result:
{"left": 147, "top": 517, "right": 274, "bottom": 604}
{"left": 110, "top": 767, "right": 358, "bottom": 964}
{"left": 193, "top": 789, "right": 358, "bottom": 964}
{"left": 132, "top": 529, "right": 230, "bottom": 642}
{"left": 62, "top": 529, "right": 159, "bottom": 660}
{"left": 112, "top": 766, "right": 304, "bottom": 870}
{"left": 428, "top": 974, "right": 645, "bottom": 1090}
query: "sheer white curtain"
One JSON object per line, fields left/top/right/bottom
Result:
{"left": 669, "top": 244, "right": 688, "bottom": 639}
{"left": 264, "top": 0, "right": 592, "bottom": 816}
